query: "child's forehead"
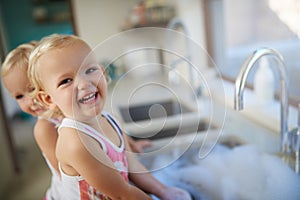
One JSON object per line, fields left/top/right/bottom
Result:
{"left": 3, "top": 66, "right": 30, "bottom": 92}
{"left": 39, "top": 43, "right": 89, "bottom": 60}
{"left": 38, "top": 47, "right": 97, "bottom": 72}
{"left": 10, "top": 64, "right": 28, "bottom": 75}
{"left": 45, "top": 40, "right": 93, "bottom": 58}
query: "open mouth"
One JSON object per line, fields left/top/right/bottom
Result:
{"left": 79, "top": 92, "right": 97, "bottom": 104}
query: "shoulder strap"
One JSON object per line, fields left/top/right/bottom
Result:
{"left": 102, "top": 112, "right": 124, "bottom": 150}
{"left": 38, "top": 116, "right": 60, "bottom": 127}
{"left": 58, "top": 118, "right": 107, "bottom": 153}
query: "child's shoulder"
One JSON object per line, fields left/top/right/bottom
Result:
{"left": 57, "top": 119, "right": 90, "bottom": 144}
{"left": 35, "top": 117, "right": 57, "bottom": 133}
{"left": 34, "top": 117, "right": 58, "bottom": 146}
{"left": 56, "top": 123, "right": 99, "bottom": 161}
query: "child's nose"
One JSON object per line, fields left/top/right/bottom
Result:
{"left": 30, "top": 98, "right": 40, "bottom": 108}
{"left": 30, "top": 103, "right": 39, "bottom": 110}
{"left": 24, "top": 97, "right": 36, "bottom": 108}
{"left": 77, "top": 75, "right": 91, "bottom": 90}
{"left": 32, "top": 98, "right": 42, "bottom": 107}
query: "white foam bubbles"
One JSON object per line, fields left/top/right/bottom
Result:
{"left": 143, "top": 144, "right": 300, "bottom": 200}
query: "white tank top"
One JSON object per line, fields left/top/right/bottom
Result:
{"left": 57, "top": 112, "right": 128, "bottom": 200}
{"left": 37, "top": 117, "right": 62, "bottom": 199}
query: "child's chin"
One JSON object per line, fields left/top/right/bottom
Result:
{"left": 31, "top": 111, "right": 40, "bottom": 117}
{"left": 75, "top": 110, "right": 100, "bottom": 120}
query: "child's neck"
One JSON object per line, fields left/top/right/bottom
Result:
{"left": 79, "top": 113, "right": 103, "bottom": 128}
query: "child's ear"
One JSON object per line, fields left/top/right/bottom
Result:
{"left": 37, "top": 91, "right": 55, "bottom": 109}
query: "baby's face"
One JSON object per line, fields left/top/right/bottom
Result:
{"left": 3, "top": 66, "right": 46, "bottom": 117}
{"left": 37, "top": 40, "right": 107, "bottom": 122}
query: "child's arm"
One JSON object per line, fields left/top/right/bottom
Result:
{"left": 126, "top": 134, "right": 152, "bottom": 153}
{"left": 34, "top": 118, "right": 59, "bottom": 175}
{"left": 124, "top": 134, "right": 192, "bottom": 200}
{"left": 56, "top": 127, "right": 152, "bottom": 200}
{"left": 124, "top": 135, "right": 167, "bottom": 198}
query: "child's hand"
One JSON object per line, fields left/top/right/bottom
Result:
{"left": 160, "top": 186, "right": 192, "bottom": 200}
{"left": 127, "top": 136, "right": 152, "bottom": 153}
{"left": 131, "top": 139, "right": 152, "bottom": 153}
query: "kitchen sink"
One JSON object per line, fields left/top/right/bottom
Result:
{"left": 119, "top": 99, "right": 193, "bottom": 123}
{"left": 138, "top": 134, "right": 300, "bottom": 200}
{"left": 130, "top": 120, "right": 214, "bottom": 141}
{"left": 138, "top": 135, "right": 246, "bottom": 200}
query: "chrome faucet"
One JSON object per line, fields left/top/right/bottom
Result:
{"left": 166, "top": 18, "right": 199, "bottom": 97}
{"left": 234, "top": 47, "right": 290, "bottom": 155}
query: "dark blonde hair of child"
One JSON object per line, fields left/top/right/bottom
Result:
{"left": 1, "top": 41, "right": 37, "bottom": 77}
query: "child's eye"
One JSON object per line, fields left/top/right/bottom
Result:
{"left": 15, "top": 94, "right": 24, "bottom": 100}
{"left": 86, "top": 67, "right": 98, "bottom": 74}
{"left": 58, "top": 78, "right": 72, "bottom": 87}
{"left": 28, "top": 86, "right": 35, "bottom": 93}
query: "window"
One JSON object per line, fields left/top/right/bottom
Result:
{"left": 204, "top": 0, "right": 300, "bottom": 105}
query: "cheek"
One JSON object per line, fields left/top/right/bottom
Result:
{"left": 101, "top": 82, "right": 107, "bottom": 94}
{"left": 18, "top": 102, "right": 34, "bottom": 116}
{"left": 99, "top": 77, "right": 107, "bottom": 94}
{"left": 52, "top": 91, "right": 74, "bottom": 113}
{"left": 19, "top": 103, "right": 29, "bottom": 112}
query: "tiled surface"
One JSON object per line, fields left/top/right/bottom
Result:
{"left": 2, "top": 116, "right": 51, "bottom": 200}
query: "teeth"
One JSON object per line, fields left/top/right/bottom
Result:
{"left": 79, "top": 93, "right": 96, "bottom": 104}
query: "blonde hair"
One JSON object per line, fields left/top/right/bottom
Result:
{"left": 1, "top": 41, "right": 37, "bottom": 77}
{"left": 28, "top": 34, "right": 87, "bottom": 120}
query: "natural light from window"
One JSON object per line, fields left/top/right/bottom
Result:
{"left": 268, "top": 0, "right": 300, "bottom": 38}
{"left": 218, "top": 0, "right": 300, "bottom": 102}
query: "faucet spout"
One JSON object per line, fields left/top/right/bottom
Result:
{"left": 234, "top": 47, "right": 290, "bottom": 154}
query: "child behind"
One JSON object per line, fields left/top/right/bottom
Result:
{"left": 1, "top": 41, "right": 61, "bottom": 199}
{"left": 28, "top": 34, "right": 191, "bottom": 200}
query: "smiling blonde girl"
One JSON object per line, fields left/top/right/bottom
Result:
{"left": 28, "top": 34, "right": 191, "bottom": 200}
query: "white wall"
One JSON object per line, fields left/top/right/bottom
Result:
{"left": 71, "top": 0, "right": 207, "bottom": 67}
{"left": 72, "top": 0, "right": 138, "bottom": 48}
{"left": 174, "top": 0, "right": 208, "bottom": 76}
{"left": 174, "top": 0, "right": 206, "bottom": 48}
